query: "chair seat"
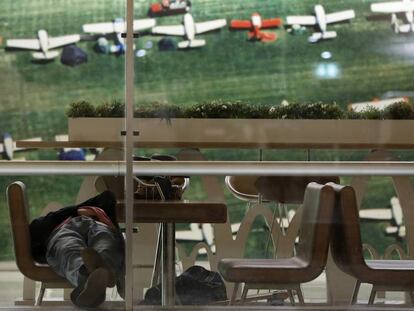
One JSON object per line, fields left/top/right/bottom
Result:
{"left": 367, "top": 259, "right": 414, "bottom": 270}
{"left": 219, "top": 257, "right": 310, "bottom": 284}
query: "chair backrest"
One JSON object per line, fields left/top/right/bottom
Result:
{"left": 7, "top": 181, "right": 64, "bottom": 282}
{"left": 255, "top": 176, "right": 339, "bottom": 204}
{"left": 225, "top": 176, "right": 260, "bottom": 201}
{"left": 295, "top": 183, "right": 335, "bottom": 276}
{"left": 328, "top": 182, "right": 366, "bottom": 277}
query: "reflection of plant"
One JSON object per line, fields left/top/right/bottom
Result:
{"left": 66, "top": 99, "right": 414, "bottom": 120}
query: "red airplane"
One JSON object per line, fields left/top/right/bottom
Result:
{"left": 230, "top": 13, "right": 283, "bottom": 42}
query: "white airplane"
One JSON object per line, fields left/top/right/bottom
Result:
{"left": 151, "top": 13, "right": 227, "bottom": 48}
{"left": 6, "top": 30, "right": 80, "bottom": 60}
{"left": 82, "top": 18, "right": 156, "bottom": 50}
{"left": 348, "top": 97, "right": 408, "bottom": 112}
{"left": 286, "top": 5, "right": 355, "bottom": 43}
{"left": 371, "top": 0, "right": 414, "bottom": 33}
{"left": 359, "top": 197, "right": 405, "bottom": 238}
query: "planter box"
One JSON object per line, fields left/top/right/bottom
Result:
{"left": 68, "top": 118, "right": 414, "bottom": 148}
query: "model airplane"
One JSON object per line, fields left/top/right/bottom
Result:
{"left": 150, "top": 0, "right": 191, "bottom": 16}
{"left": 6, "top": 30, "right": 80, "bottom": 60}
{"left": 83, "top": 18, "right": 156, "bottom": 51}
{"left": 348, "top": 97, "right": 408, "bottom": 112}
{"left": 0, "top": 133, "right": 42, "bottom": 160}
{"left": 286, "top": 5, "right": 355, "bottom": 43}
{"left": 360, "top": 197, "right": 405, "bottom": 238}
{"left": 371, "top": 0, "right": 414, "bottom": 33}
{"left": 230, "top": 13, "right": 283, "bottom": 42}
{"left": 151, "top": 13, "right": 227, "bottom": 48}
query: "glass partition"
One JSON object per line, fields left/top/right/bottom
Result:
{"left": 1, "top": 0, "right": 414, "bottom": 309}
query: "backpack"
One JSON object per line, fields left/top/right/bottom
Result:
{"left": 143, "top": 265, "right": 227, "bottom": 305}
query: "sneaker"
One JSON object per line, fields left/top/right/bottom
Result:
{"left": 81, "top": 247, "right": 115, "bottom": 287}
{"left": 72, "top": 267, "right": 109, "bottom": 308}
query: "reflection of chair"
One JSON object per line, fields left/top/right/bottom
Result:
{"left": 329, "top": 183, "right": 414, "bottom": 305}
{"left": 218, "top": 183, "right": 335, "bottom": 305}
{"left": 7, "top": 181, "right": 72, "bottom": 306}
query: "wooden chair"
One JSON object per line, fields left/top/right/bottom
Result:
{"left": 7, "top": 181, "right": 72, "bottom": 306}
{"left": 329, "top": 182, "right": 414, "bottom": 305}
{"left": 218, "top": 182, "right": 335, "bottom": 305}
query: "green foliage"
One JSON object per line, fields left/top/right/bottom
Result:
{"left": 66, "top": 99, "right": 414, "bottom": 120}
{"left": 95, "top": 99, "right": 125, "bottom": 117}
{"left": 66, "top": 100, "right": 95, "bottom": 118}
{"left": 345, "top": 101, "right": 414, "bottom": 120}
{"left": 269, "top": 102, "right": 344, "bottom": 120}
{"left": 383, "top": 101, "right": 414, "bottom": 120}
{"left": 135, "top": 102, "right": 184, "bottom": 119}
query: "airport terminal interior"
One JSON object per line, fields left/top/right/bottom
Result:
{"left": 1, "top": 0, "right": 414, "bottom": 309}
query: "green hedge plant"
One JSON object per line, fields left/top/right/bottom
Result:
{"left": 67, "top": 99, "right": 414, "bottom": 120}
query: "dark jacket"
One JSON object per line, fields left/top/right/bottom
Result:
{"left": 29, "top": 191, "right": 118, "bottom": 263}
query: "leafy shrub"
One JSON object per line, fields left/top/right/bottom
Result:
{"left": 135, "top": 102, "right": 184, "bottom": 119}
{"left": 269, "top": 102, "right": 344, "bottom": 119}
{"left": 66, "top": 100, "right": 95, "bottom": 118}
{"left": 95, "top": 99, "right": 125, "bottom": 117}
{"left": 346, "top": 106, "right": 383, "bottom": 120}
{"left": 383, "top": 101, "right": 414, "bottom": 119}
{"left": 66, "top": 99, "right": 414, "bottom": 120}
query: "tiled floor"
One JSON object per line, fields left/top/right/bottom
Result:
{"left": 0, "top": 261, "right": 409, "bottom": 310}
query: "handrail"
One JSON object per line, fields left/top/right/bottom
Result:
{"left": 1, "top": 161, "right": 414, "bottom": 176}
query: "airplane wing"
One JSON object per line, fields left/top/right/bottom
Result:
{"left": 230, "top": 20, "right": 253, "bottom": 29}
{"left": 371, "top": 1, "right": 414, "bottom": 13}
{"left": 359, "top": 208, "right": 392, "bottom": 221}
{"left": 83, "top": 22, "right": 116, "bottom": 34}
{"left": 48, "top": 34, "right": 80, "bottom": 49}
{"left": 195, "top": 19, "right": 227, "bottom": 34}
{"left": 326, "top": 10, "right": 355, "bottom": 24}
{"left": 6, "top": 38, "right": 40, "bottom": 50}
{"left": 151, "top": 25, "right": 186, "bottom": 36}
{"left": 133, "top": 18, "right": 156, "bottom": 31}
{"left": 261, "top": 18, "right": 283, "bottom": 28}
{"left": 286, "top": 15, "right": 317, "bottom": 26}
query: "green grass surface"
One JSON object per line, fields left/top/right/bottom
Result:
{"left": 0, "top": 0, "right": 413, "bottom": 259}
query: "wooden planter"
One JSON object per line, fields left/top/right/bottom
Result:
{"left": 68, "top": 118, "right": 414, "bottom": 149}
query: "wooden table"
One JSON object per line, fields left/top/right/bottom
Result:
{"left": 116, "top": 200, "right": 227, "bottom": 306}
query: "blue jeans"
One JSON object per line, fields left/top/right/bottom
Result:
{"left": 46, "top": 216, "right": 124, "bottom": 288}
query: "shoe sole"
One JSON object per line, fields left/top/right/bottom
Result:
{"left": 75, "top": 267, "right": 108, "bottom": 308}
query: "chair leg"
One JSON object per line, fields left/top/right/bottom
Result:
{"left": 368, "top": 288, "right": 377, "bottom": 305}
{"left": 408, "top": 291, "right": 414, "bottom": 305}
{"left": 240, "top": 284, "right": 249, "bottom": 305}
{"left": 296, "top": 286, "right": 305, "bottom": 305}
{"left": 351, "top": 280, "right": 361, "bottom": 305}
{"left": 288, "top": 290, "right": 295, "bottom": 306}
{"left": 229, "top": 283, "right": 240, "bottom": 305}
{"left": 35, "top": 283, "right": 46, "bottom": 306}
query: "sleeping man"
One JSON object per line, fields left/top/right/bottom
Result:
{"left": 29, "top": 190, "right": 124, "bottom": 308}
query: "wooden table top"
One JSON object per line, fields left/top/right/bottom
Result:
{"left": 116, "top": 200, "right": 227, "bottom": 223}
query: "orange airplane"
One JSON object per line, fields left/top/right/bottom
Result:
{"left": 230, "top": 13, "right": 283, "bottom": 42}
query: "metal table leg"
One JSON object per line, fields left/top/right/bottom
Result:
{"left": 161, "top": 223, "right": 176, "bottom": 306}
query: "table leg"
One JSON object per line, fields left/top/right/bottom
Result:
{"left": 161, "top": 223, "right": 176, "bottom": 306}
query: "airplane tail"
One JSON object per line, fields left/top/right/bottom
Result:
{"left": 178, "top": 39, "right": 206, "bottom": 49}
{"left": 249, "top": 31, "right": 277, "bottom": 42}
{"left": 32, "top": 51, "right": 60, "bottom": 60}
{"left": 308, "top": 31, "right": 336, "bottom": 43}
